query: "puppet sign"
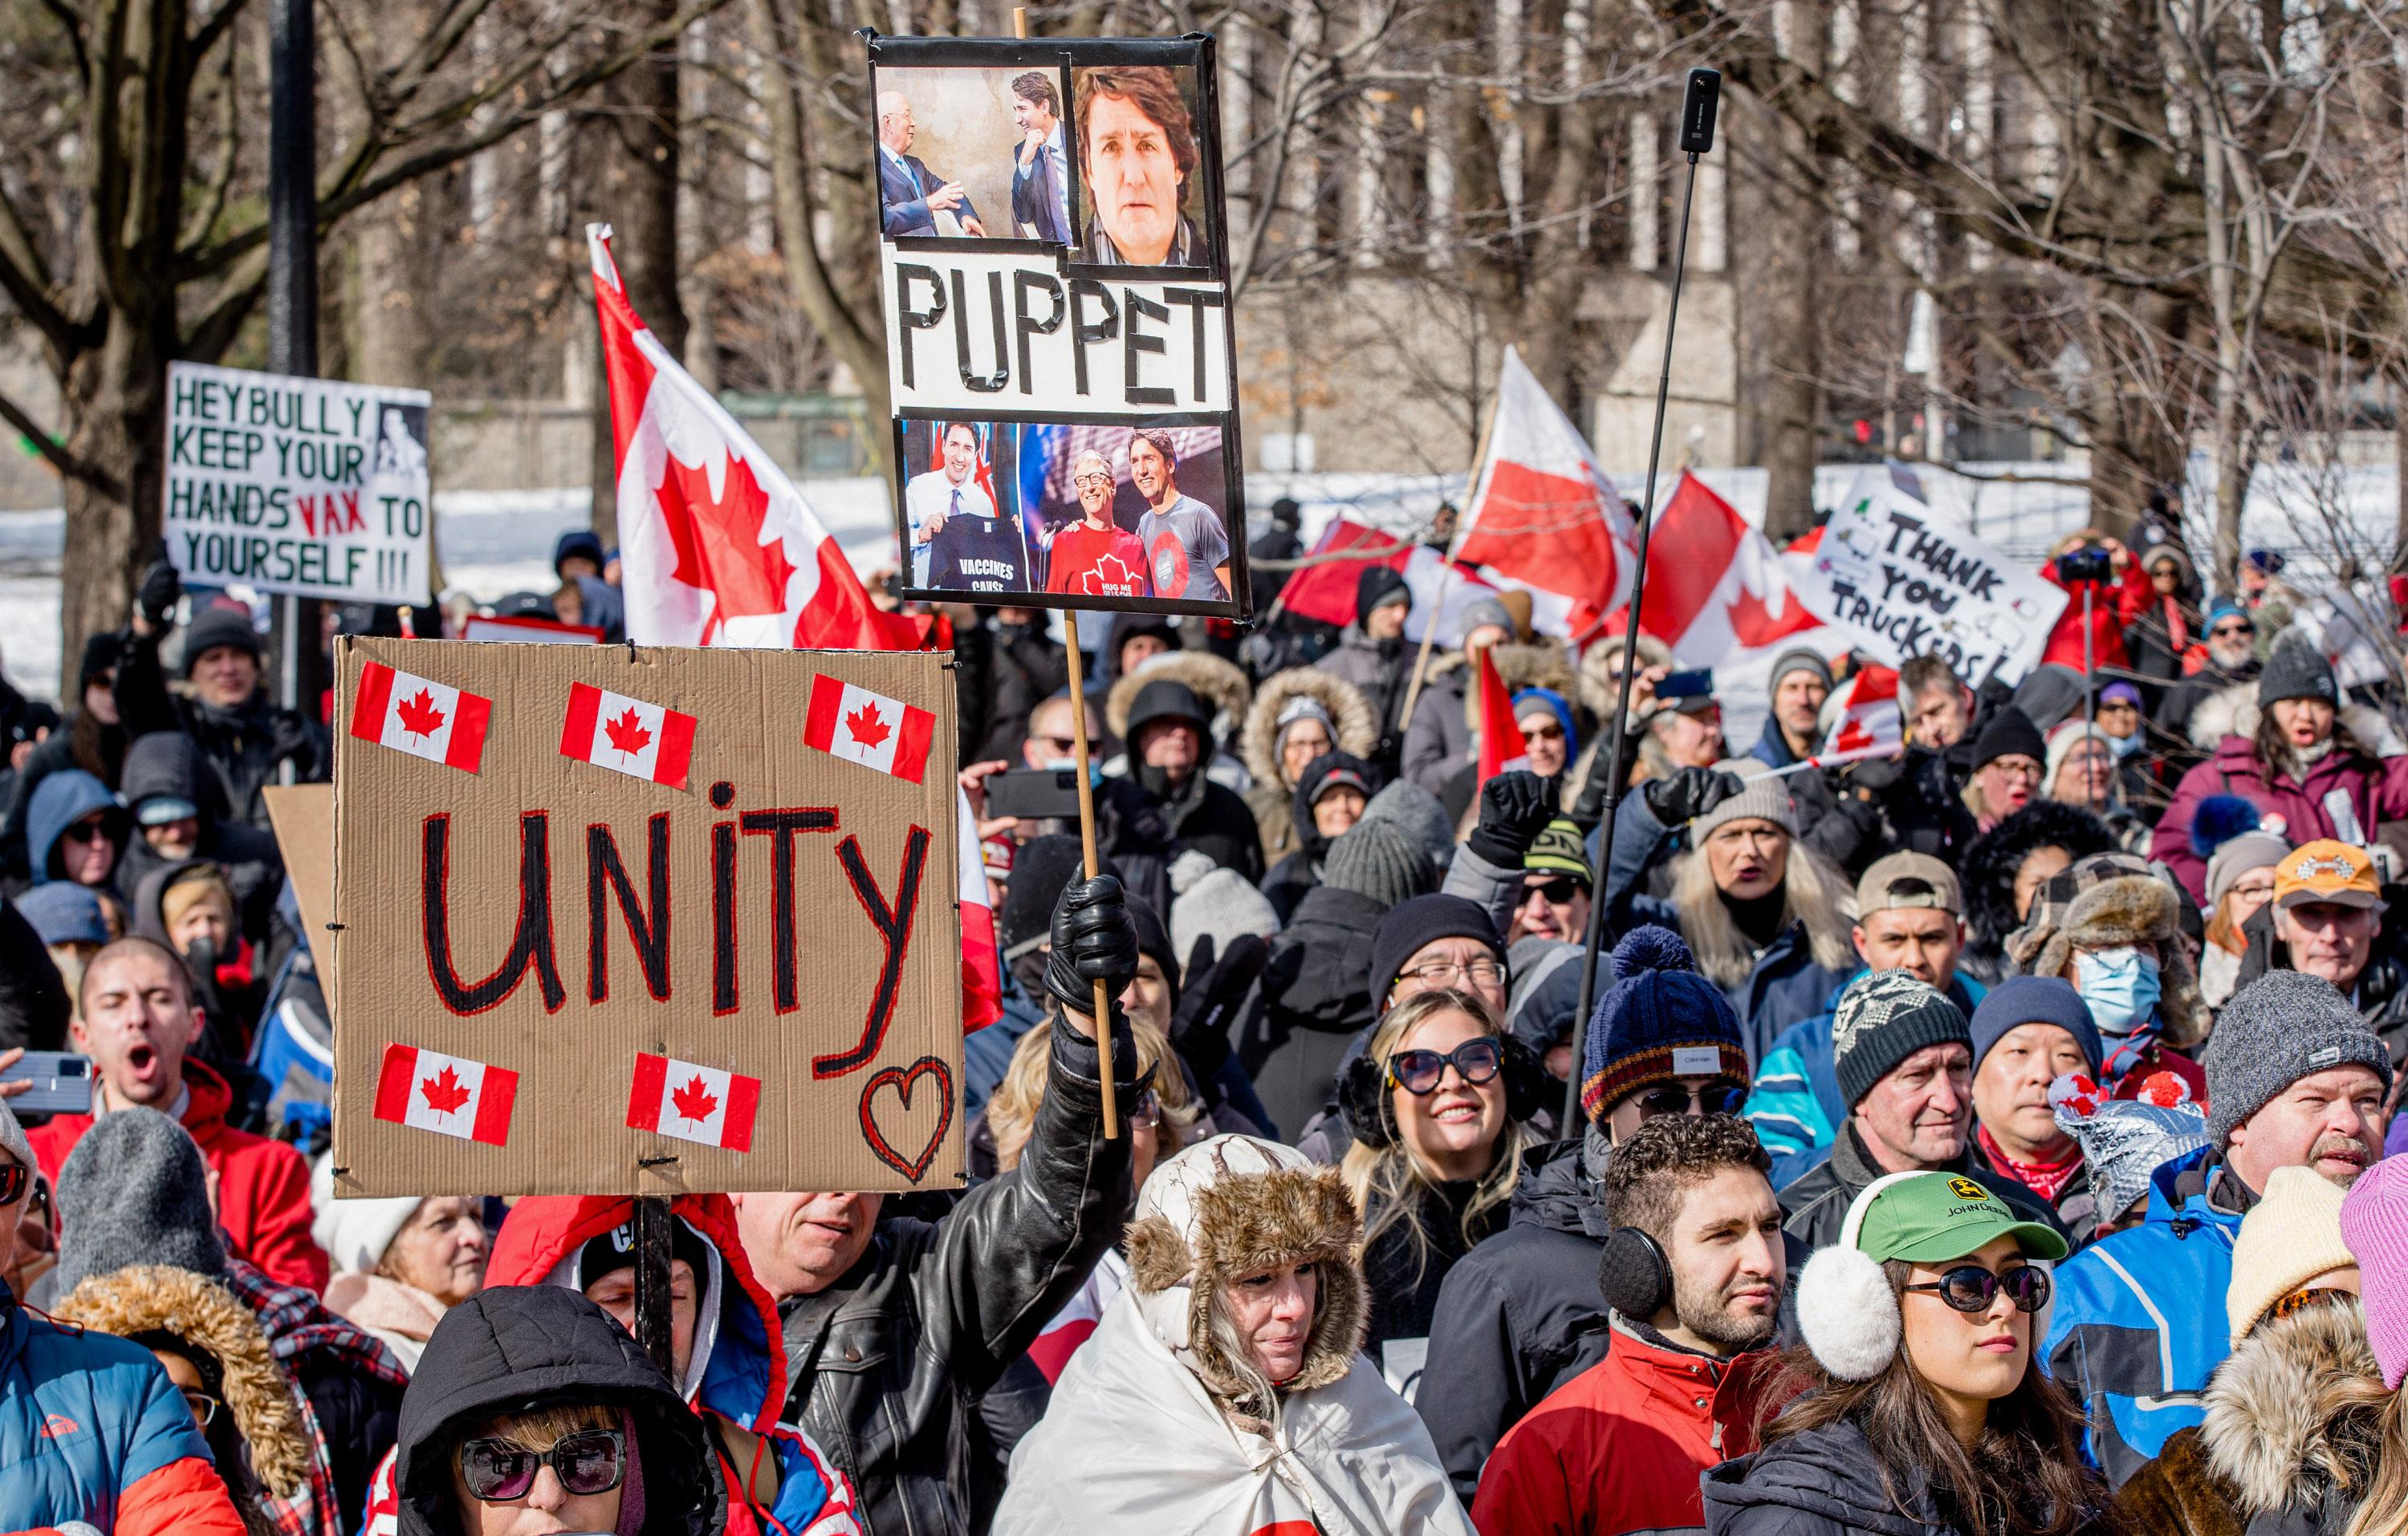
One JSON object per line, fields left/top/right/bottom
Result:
{"left": 869, "top": 32, "right": 1249, "bottom": 617}
{"left": 1791, "top": 473, "right": 2066, "bottom": 685}
{"left": 327, "top": 637, "right": 963, "bottom": 1197}
{"left": 164, "top": 361, "right": 433, "bottom": 603}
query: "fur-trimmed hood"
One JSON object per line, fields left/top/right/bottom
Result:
{"left": 1241, "top": 668, "right": 1377, "bottom": 790}
{"left": 1458, "top": 641, "right": 1580, "bottom": 732}
{"left": 1576, "top": 632, "right": 1674, "bottom": 723}
{"left": 1125, "top": 1135, "right": 1369, "bottom": 1406}
{"left": 2018, "top": 872, "right": 2207, "bottom": 1047}
{"left": 1108, "top": 649, "right": 1253, "bottom": 742}
{"left": 2200, "top": 1298, "right": 2386, "bottom": 1518}
{"left": 55, "top": 1263, "right": 317, "bottom": 1498}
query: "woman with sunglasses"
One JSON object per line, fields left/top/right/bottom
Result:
{"left": 1706, "top": 1171, "right": 2101, "bottom": 1536}
{"left": 393, "top": 1283, "right": 725, "bottom": 1536}
{"left": 1335, "top": 987, "right": 1540, "bottom": 1381}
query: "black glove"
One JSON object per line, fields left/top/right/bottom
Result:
{"left": 1169, "top": 933, "right": 1268, "bottom": 1079}
{"left": 1466, "top": 770, "right": 1557, "bottom": 868}
{"left": 1043, "top": 874, "right": 1140, "bottom": 1018}
{"left": 1641, "top": 766, "right": 1746, "bottom": 827}
{"left": 1843, "top": 754, "right": 1904, "bottom": 794}
{"left": 137, "top": 551, "right": 181, "bottom": 628}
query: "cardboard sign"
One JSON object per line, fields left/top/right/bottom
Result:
{"left": 1791, "top": 473, "right": 2068, "bottom": 685}
{"left": 262, "top": 782, "right": 337, "bottom": 1001}
{"left": 165, "top": 361, "right": 433, "bottom": 603}
{"left": 869, "top": 33, "right": 1249, "bottom": 619}
{"left": 327, "top": 637, "right": 963, "bottom": 1197}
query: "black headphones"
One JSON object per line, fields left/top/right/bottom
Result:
{"left": 1337, "top": 1036, "right": 1550, "bottom": 1151}
{"left": 1597, "top": 1225, "right": 1672, "bottom": 1320}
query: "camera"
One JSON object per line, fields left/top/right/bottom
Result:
{"left": 2056, "top": 547, "right": 2115, "bottom": 585}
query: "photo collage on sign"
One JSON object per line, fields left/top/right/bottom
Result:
{"left": 870, "top": 32, "right": 1247, "bottom": 618}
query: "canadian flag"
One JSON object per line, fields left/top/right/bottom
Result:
{"left": 1822, "top": 664, "right": 1905, "bottom": 758}
{"left": 1474, "top": 646, "right": 1532, "bottom": 786}
{"left": 559, "top": 682, "right": 697, "bottom": 790}
{"left": 589, "top": 224, "right": 918, "bottom": 652}
{"left": 804, "top": 673, "right": 935, "bottom": 783}
{"left": 350, "top": 662, "right": 491, "bottom": 773}
{"left": 627, "top": 1052, "right": 760, "bottom": 1152}
{"left": 1276, "top": 519, "right": 1505, "bottom": 644}
{"left": 374, "top": 1044, "right": 517, "bottom": 1145}
{"left": 1619, "top": 472, "right": 1830, "bottom": 665}
{"left": 1455, "top": 347, "right": 1641, "bottom": 639}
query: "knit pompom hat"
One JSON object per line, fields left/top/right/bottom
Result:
{"left": 2342, "top": 1153, "right": 2408, "bottom": 1388}
{"left": 2226, "top": 1164, "right": 2355, "bottom": 1346}
{"left": 1580, "top": 926, "right": 1748, "bottom": 1124}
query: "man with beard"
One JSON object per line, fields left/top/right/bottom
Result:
{"left": 1044, "top": 449, "right": 1149, "bottom": 596}
{"left": 1469, "top": 1113, "right": 1787, "bottom": 1534}
{"left": 2157, "top": 596, "right": 2264, "bottom": 749}
{"left": 1129, "top": 429, "right": 1230, "bottom": 603}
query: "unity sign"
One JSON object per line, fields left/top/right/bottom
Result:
{"left": 869, "top": 32, "right": 1250, "bottom": 617}
{"left": 327, "top": 638, "right": 964, "bottom": 1198}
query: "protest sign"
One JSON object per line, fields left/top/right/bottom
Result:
{"left": 327, "top": 636, "right": 963, "bottom": 1198}
{"left": 869, "top": 33, "right": 1248, "bottom": 618}
{"left": 165, "top": 361, "right": 433, "bottom": 603}
{"left": 1791, "top": 473, "right": 2066, "bottom": 685}
{"left": 263, "top": 782, "right": 337, "bottom": 999}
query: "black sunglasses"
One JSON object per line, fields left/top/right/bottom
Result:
{"left": 61, "top": 819, "right": 112, "bottom": 845}
{"left": 1904, "top": 1264, "right": 2052, "bottom": 1315}
{"left": 1634, "top": 1079, "right": 1747, "bottom": 1119}
{"left": 1389, "top": 1038, "right": 1504, "bottom": 1095}
{"left": 458, "top": 1429, "right": 626, "bottom": 1501}
{"left": 2211, "top": 622, "right": 2255, "bottom": 638}
{"left": 1519, "top": 876, "right": 1588, "bottom": 905}
{"left": 0, "top": 1162, "right": 26, "bottom": 1207}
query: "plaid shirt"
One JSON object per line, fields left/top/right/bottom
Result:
{"left": 222, "top": 1256, "right": 411, "bottom": 1536}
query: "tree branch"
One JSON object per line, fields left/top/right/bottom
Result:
{"left": 0, "top": 386, "right": 123, "bottom": 498}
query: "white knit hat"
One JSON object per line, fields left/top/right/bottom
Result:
{"left": 2227, "top": 1164, "right": 2357, "bottom": 1346}
{"left": 309, "top": 1154, "right": 420, "bottom": 1277}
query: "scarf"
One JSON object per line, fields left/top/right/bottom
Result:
{"left": 1977, "top": 1124, "right": 2085, "bottom": 1204}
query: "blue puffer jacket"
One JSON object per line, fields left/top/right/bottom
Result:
{"left": 0, "top": 1282, "right": 246, "bottom": 1536}
{"left": 1747, "top": 970, "right": 1988, "bottom": 1187}
{"left": 2040, "top": 1144, "right": 2243, "bottom": 1489}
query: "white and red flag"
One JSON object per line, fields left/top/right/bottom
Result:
{"left": 559, "top": 682, "right": 697, "bottom": 790}
{"left": 1454, "top": 347, "right": 1641, "bottom": 639}
{"left": 588, "top": 223, "right": 918, "bottom": 652}
{"left": 1276, "top": 519, "right": 1506, "bottom": 644}
{"left": 374, "top": 1044, "right": 517, "bottom": 1145}
{"left": 1622, "top": 472, "right": 1829, "bottom": 665}
{"left": 627, "top": 1053, "right": 760, "bottom": 1152}
{"left": 350, "top": 661, "right": 491, "bottom": 773}
{"left": 1823, "top": 664, "right": 1904, "bottom": 759}
{"left": 804, "top": 673, "right": 936, "bottom": 783}
{"left": 955, "top": 791, "right": 1003, "bottom": 1030}
{"left": 1474, "top": 646, "right": 1532, "bottom": 786}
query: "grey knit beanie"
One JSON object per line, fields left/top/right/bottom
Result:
{"left": 0, "top": 1099, "right": 30, "bottom": 1185}
{"left": 2258, "top": 644, "right": 2338, "bottom": 709}
{"left": 1358, "top": 779, "right": 1455, "bottom": 871}
{"left": 1832, "top": 970, "right": 1973, "bottom": 1108}
{"left": 2205, "top": 971, "right": 2393, "bottom": 1148}
{"left": 1690, "top": 764, "right": 1801, "bottom": 843}
{"left": 1324, "top": 819, "right": 1436, "bottom": 910}
{"left": 53, "top": 1106, "right": 226, "bottom": 1294}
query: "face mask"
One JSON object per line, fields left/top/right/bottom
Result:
{"left": 1042, "top": 758, "right": 1103, "bottom": 786}
{"left": 2107, "top": 731, "right": 2144, "bottom": 759}
{"left": 2074, "top": 946, "right": 2161, "bottom": 1036}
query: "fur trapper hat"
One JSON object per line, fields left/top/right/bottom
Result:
{"left": 56, "top": 1264, "right": 316, "bottom": 1497}
{"left": 1576, "top": 632, "right": 1674, "bottom": 723}
{"left": 1126, "top": 1135, "right": 1368, "bottom": 1404}
{"left": 1240, "top": 668, "right": 1377, "bottom": 790}
{"left": 1108, "top": 649, "right": 1252, "bottom": 742}
{"left": 2009, "top": 856, "right": 2205, "bottom": 1047}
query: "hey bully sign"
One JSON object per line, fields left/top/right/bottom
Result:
{"left": 327, "top": 637, "right": 963, "bottom": 1198}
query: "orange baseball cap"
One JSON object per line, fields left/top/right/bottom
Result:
{"left": 2274, "top": 839, "right": 2385, "bottom": 911}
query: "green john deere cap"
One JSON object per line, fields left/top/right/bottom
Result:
{"left": 1853, "top": 1171, "right": 2069, "bottom": 1265}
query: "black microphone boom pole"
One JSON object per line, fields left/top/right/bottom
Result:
{"left": 1563, "top": 67, "right": 1722, "bottom": 1132}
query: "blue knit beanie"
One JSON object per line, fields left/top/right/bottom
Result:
{"left": 1511, "top": 687, "right": 1578, "bottom": 758}
{"left": 1580, "top": 925, "right": 1748, "bottom": 1124}
{"left": 1970, "top": 976, "right": 2103, "bottom": 1075}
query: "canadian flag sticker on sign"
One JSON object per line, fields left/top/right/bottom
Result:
{"left": 559, "top": 682, "right": 697, "bottom": 789}
{"left": 627, "top": 1053, "right": 760, "bottom": 1152}
{"left": 350, "top": 661, "right": 491, "bottom": 773}
{"left": 373, "top": 1044, "right": 518, "bottom": 1145}
{"left": 803, "top": 674, "right": 934, "bottom": 783}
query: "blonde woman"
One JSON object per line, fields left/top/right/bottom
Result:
{"left": 1334, "top": 988, "right": 1541, "bottom": 1396}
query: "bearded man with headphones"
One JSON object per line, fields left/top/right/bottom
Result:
{"left": 1471, "top": 1111, "right": 1788, "bottom": 1536}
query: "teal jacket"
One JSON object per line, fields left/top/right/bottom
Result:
{"left": 1745, "top": 969, "right": 1987, "bottom": 1188}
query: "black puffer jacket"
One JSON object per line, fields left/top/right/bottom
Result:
{"left": 1247, "top": 883, "right": 1386, "bottom": 1137}
{"left": 116, "top": 730, "right": 286, "bottom": 940}
{"left": 0, "top": 894, "right": 68, "bottom": 1053}
{"left": 1414, "top": 1136, "right": 1615, "bottom": 1503}
{"left": 1958, "top": 802, "right": 2117, "bottom": 985}
{"left": 116, "top": 630, "right": 327, "bottom": 833}
{"left": 1704, "top": 1417, "right": 1964, "bottom": 1536}
{"left": 396, "top": 1285, "right": 722, "bottom": 1536}
{"left": 776, "top": 1014, "right": 1137, "bottom": 1536}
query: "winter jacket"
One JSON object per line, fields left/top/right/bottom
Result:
{"left": 1473, "top": 1319, "right": 1783, "bottom": 1536}
{"left": 116, "top": 629, "right": 328, "bottom": 833}
{"left": 1958, "top": 803, "right": 2118, "bottom": 985}
{"left": 1248, "top": 884, "right": 1388, "bottom": 1137}
{"left": 115, "top": 729, "right": 284, "bottom": 940}
{"left": 1239, "top": 669, "right": 1378, "bottom": 868}
{"left": 321, "top": 1272, "right": 446, "bottom": 1375}
{"left": 2040, "top": 556, "right": 2153, "bottom": 673}
{"left": 2043, "top": 1144, "right": 2247, "bottom": 1488}
{"left": 2125, "top": 594, "right": 2202, "bottom": 689}
{"left": 26, "top": 765, "right": 124, "bottom": 889}
{"left": 1777, "top": 1123, "right": 2068, "bottom": 1255}
{"left": 1744, "top": 973, "right": 1988, "bottom": 1182}
{"left": 768, "top": 1017, "right": 1137, "bottom": 1536}
{"left": 392, "top": 1284, "right": 732, "bottom": 1536}
{"left": 31, "top": 1060, "right": 328, "bottom": 1292}
{"left": 1122, "top": 765, "right": 1266, "bottom": 886}
{"left": 485, "top": 1194, "right": 861, "bottom": 1536}
{"left": 0, "top": 1278, "right": 248, "bottom": 1536}
{"left": 1259, "top": 751, "right": 1377, "bottom": 924}
{"left": 1360, "top": 1172, "right": 1503, "bottom": 1374}
{"left": 2113, "top": 1298, "right": 2380, "bottom": 1536}
{"left": 1316, "top": 625, "right": 1414, "bottom": 773}
{"left": 1747, "top": 723, "right": 1890, "bottom": 877}
{"left": 1416, "top": 1137, "right": 1617, "bottom": 1502}
{"left": 2150, "top": 685, "right": 2408, "bottom": 903}
{"left": 1704, "top": 1416, "right": 1971, "bottom": 1536}
{"left": 0, "top": 891, "right": 69, "bottom": 1054}
{"left": 2154, "top": 657, "right": 2258, "bottom": 748}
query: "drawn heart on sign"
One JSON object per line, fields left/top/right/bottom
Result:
{"left": 859, "top": 1055, "right": 954, "bottom": 1181}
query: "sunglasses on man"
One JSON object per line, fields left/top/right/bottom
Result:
{"left": 1903, "top": 1264, "right": 2052, "bottom": 1315}
{"left": 61, "top": 818, "right": 112, "bottom": 846}
{"left": 2211, "top": 620, "right": 2255, "bottom": 639}
{"left": 1519, "top": 876, "right": 1588, "bottom": 906}
{"left": 1631, "top": 1079, "right": 1747, "bottom": 1119}
{"left": 458, "top": 1429, "right": 626, "bottom": 1502}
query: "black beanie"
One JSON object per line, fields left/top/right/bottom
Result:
{"left": 577, "top": 1213, "right": 714, "bottom": 1314}
{"left": 1970, "top": 705, "right": 2046, "bottom": 770}
{"left": 181, "top": 605, "right": 262, "bottom": 677}
{"left": 1368, "top": 894, "right": 1503, "bottom": 1006}
{"left": 1355, "top": 567, "right": 1412, "bottom": 628}
{"left": 1125, "top": 897, "right": 1182, "bottom": 1010}
{"left": 1000, "top": 835, "right": 1093, "bottom": 961}
{"left": 79, "top": 630, "right": 122, "bottom": 693}
{"left": 2258, "top": 644, "right": 2337, "bottom": 708}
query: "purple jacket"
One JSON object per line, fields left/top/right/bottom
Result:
{"left": 2152, "top": 732, "right": 2408, "bottom": 902}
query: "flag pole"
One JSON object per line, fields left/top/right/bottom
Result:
{"left": 1564, "top": 69, "right": 1721, "bottom": 1133}
{"left": 1399, "top": 387, "right": 1502, "bottom": 731}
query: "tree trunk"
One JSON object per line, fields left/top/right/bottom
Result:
{"left": 350, "top": 182, "right": 441, "bottom": 385}
{"left": 1735, "top": 87, "right": 1822, "bottom": 543}
{"left": 59, "top": 320, "right": 173, "bottom": 674}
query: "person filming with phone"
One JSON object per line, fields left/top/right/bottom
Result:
{"left": 2039, "top": 530, "right": 2151, "bottom": 674}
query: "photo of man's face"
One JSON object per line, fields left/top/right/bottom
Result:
{"left": 1074, "top": 452, "right": 1114, "bottom": 519}
{"left": 1012, "top": 86, "right": 1054, "bottom": 135}
{"left": 1075, "top": 67, "right": 1200, "bottom": 267}
{"left": 1128, "top": 435, "right": 1173, "bottom": 501}
{"left": 944, "top": 424, "right": 978, "bottom": 482}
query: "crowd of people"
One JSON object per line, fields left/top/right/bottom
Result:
{"left": 9, "top": 518, "right": 2408, "bottom": 1536}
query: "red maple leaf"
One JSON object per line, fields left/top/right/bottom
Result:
{"left": 1080, "top": 553, "right": 1140, "bottom": 595}
{"left": 657, "top": 450, "right": 796, "bottom": 623}
{"left": 671, "top": 1075, "right": 718, "bottom": 1125}
{"left": 420, "top": 1064, "right": 471, "bottom": 1115}
{"left": 604, "top": 707, "right": 653, "bottom": 759}
{"left": 845, "top": 701, "right": 890, "bottom": 750}
{"left": 396, "top": 689, "right": 446, "bottom": 738}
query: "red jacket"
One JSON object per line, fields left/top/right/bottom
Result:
{"left": 31, "top": 1059, "right": 328, "bottom": 1293}
{"left": 2040, "top": 558, "right": 2152, "bottom": 673}
{"left": 1470, "top": 1323, "right": 1784, "bottom": 1536}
